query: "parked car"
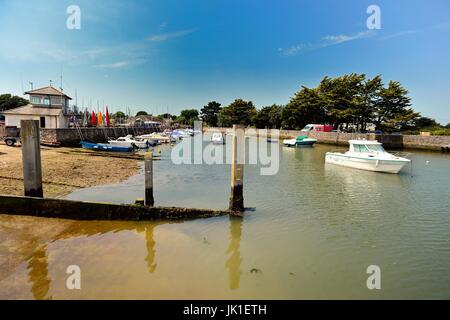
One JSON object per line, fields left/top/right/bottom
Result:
{"left": 1, "top": 126, "right": 21, "bottom": 147}
{"left": 3, "top": 136, "right": 20, "bottom": 146}
{"left": 301, "top": 124, "right": 334, "bottom": 133}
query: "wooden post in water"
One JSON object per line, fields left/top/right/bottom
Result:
{"left": 229, "top": 124, "right": 245, "bottom": 214}
{"left": 145, "top": 151, "right": 154, "bottom": 207}
{"left": 21, "top": 120, "right": 43, "bottom": 198}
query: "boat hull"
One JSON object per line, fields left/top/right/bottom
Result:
{"left": 81, "top": 141, "right": 133, "bottom": 152}
{"left": 325, "top": 153, "right": 410, "bottom": 174}
{"left": 283, "top": 139, "right": 317, "bottom": 147}
{"left": 108, "top": 141, "right": 149, "bottom": 149}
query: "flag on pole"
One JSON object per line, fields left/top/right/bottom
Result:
{"left": 98, "top": 112, "right": 103, "bottom": 127}
{"left": 106, "top": 106, "right": 110, "bottom": 127}
{"left": 91, "top": 111, "right": 97, "bottom": 127}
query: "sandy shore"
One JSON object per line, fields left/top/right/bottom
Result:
{"left": 0, "top": 144, "right": 141, "bottom": 198}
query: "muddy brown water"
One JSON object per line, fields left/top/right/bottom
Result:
{"left": 1, "top": 141, "right": 450, "bottom": 299}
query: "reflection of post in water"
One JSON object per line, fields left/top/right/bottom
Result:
{"left": 225, "top": 216, "right": 243, "bottom": 290}
{"left": 145, "top": 225, "right": 157, "bottom": 273}
{"left": 27, "top": 245, "right": 51, "bottom": 300}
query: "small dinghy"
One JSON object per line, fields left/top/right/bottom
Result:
{"left": 138, "top": 133, "right": 171, "bottom": 144}
{"left": 283, "top": 135, "right": 317, "bottom": 147}
{"left": 108, "top": 135, "right": 151, "bottom": 149}
{"left": 211, "top": 132, "right": 225, "bottom": 145}
{"left": 80, "top": 141, "right": 133, "bottom": 152}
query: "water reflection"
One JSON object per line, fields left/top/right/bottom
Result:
{"left": 27, "top": 245, "right": 51, "bottom": 300}
{"left": 145, "top": 225, "right": 157, "bottom": 273}
{"left": 0, "top": 216, "right": 177, "bottom": 299}
{"left": 225, "top": 216, "right": 243, "bottom": 290}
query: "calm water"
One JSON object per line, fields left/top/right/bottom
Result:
{"left": 1, "top": 141, "right": 450, "bottom": 299}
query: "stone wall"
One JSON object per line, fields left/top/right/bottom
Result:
{"left": 402, "top": 135, "right": 450, "bottom": 151}
{"left": 40, "top": 127, "right": 160, "bottom": 147}
{"left": 206, "top": 127, "right": 450, "bottom": 151}
{"left": 37, "top": 126, "right": 450, "bottom": 150}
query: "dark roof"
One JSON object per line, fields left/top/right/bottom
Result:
{"left": 25, "top": 86, "right": 72, "bottom": 100}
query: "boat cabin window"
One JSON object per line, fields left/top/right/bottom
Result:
{"left": 118, "top": 138, "right": 126, "bottom": 141}
{"left": 366, "top": 145, "right": 386, "bottom": 152}
{"left": 353, "top": 144, "right": 372, "bottom": 153}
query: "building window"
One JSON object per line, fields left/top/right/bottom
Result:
{"left": 30, "top": 96, "right": 42, "bottom": 104}
{"left": 43, "top": 97, "right": 50, "bottom": 106}
{"left": 40, "top": 117, "right": 46, "bottom": 128}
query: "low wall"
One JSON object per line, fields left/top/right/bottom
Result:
{"left": 286, "top": 130, "right": 450, "bottom": 150}
{"left": 206, "top": 127, "right": 450, "bottom": 151}
{"left": 0, "top": 195, "right": 228, "bottom": 221}
{"left": 402, "top": 135, "right": 450, "bottom": 151}
{"left": 40, "top": 127, "right": 159, "bottom": 147}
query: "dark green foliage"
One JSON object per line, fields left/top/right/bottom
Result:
{"left": 0, "top": 94, "right": 29, "bottom": 111}
{"left": 200, "top": 101, "right": 222, "bottom": 127}
{"left": 218, "top": 99, "right": 257, "bottom": 127}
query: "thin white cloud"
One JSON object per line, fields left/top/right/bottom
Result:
{"left": 431, "top": 21, "right": 450, "bottom": 30}
{"left": 379, "top": 30, "right": 419, "bottom": 41}
{"left": 379, "top": 21, "right": 450, "bottom": 41}
{"left": 94, "top": 61, "right": 130, "bottom": 69}
{"left": 279, "top": 30, "right": 375, "bottom": 56}
{"left": 146, "top": 28, "right": 196, "bottom": 42}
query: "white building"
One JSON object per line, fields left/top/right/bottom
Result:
{"left": 3, "top": 86, "right": 71, "bottom": 128}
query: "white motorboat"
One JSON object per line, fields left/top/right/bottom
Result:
{"left": 283, "top": 135, "right": 317, "bottom": 147}
{"left": 108, "top": 135, "right": 150, "bottom": 149}
{"left": 325, "top": 140, "right": 411, "bottom": 174}
{"left": 172, "top": 129, "right": 191, "bottom": 139}
{"left": 138, "top": 132, "right": 171, "bottom": 143}
{"left": 211, "top": 132, "right": 225, "bottom": 144}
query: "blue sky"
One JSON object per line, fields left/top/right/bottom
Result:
{"left": 0, "top": 0, "right": 449, "bottom": 123}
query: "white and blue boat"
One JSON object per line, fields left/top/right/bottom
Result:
{"left": 283, "top": 135, "right": 317, "bottom": 147}
{"left": 80, "top": 141, "right": 133, "bottom": 152}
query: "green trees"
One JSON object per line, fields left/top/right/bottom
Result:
{"left": 77, "top": 73, "right": 430, "bottom": 133}
{"left": 218, "top": 99, "right": 257, "bottom": 127}
{"left": 373, "top": 80, "right": 419, "bottom": 132}
{"left": 282, "top": 87, "right": 327, "bottom": 129}
{"left": 0, "top": 94, "right": 29, "bottom": 111}
{"left": 254, "top": 104, "right": 283, "bottom": 129}
{"left": 113, "top": 111, "right": 126, "bottom": 119}
{"left": 200, "top": 101, "right": 222, "bottom": 127}
{"left": 136, "top": 111, "right": 148, "bottom": 116}
{"left": 280, "top": 74, "right": 418, "bottom": 132}
{"left": 178, "top": 109, "right": 199, "bottom": 126}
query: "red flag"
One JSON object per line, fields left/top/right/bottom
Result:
{"left": 106, "top": 106, "right": 110, "bottom": 127}
{"left": 91, "top": 111, "right": 97, "bottom": 127}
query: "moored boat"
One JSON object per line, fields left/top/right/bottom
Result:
{"left": 108, "top": 135, "right": 151, "bottom": 149}
{"left": 138, "top": 133, "right": 171, "bottom": 144}
{"left": 211, "top": 132, "right": 225, "bottom": 144}
{"left": 80, "top": 141, "right": 133, "bottom": 152}
{"left": 325, "top": 140, "right": 411, "bottom": 174}
{"left": 283, "top": 135, "right": 317, "bottom": 147}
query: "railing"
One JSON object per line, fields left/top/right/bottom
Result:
{"left": 390, "top": 151, "right": 412, "bottom": 158}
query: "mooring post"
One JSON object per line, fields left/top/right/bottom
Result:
{"left": 21, "top": 120, "right": 43, "bottom": 198}
{"left": 145, "top": 151, "right": 154, "bottom": 207}
{"left": 229, "top": 124, "right": 245, "bottom": 214}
